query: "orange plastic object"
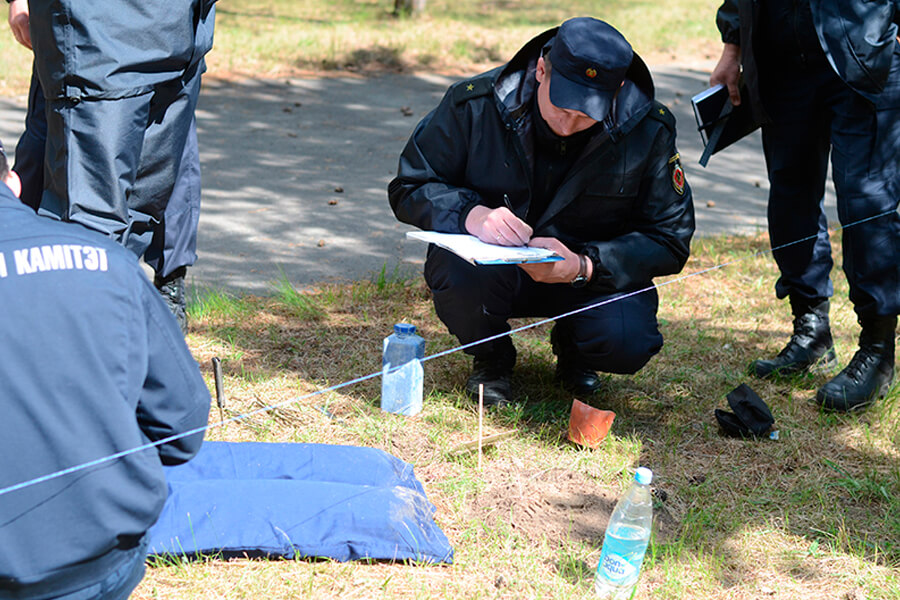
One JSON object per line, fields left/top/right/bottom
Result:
{"left": 567, "top": 399, "right": 616, "bottom": 448}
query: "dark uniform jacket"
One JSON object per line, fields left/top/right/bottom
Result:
{"left": 0, "top": 184, "right": 209, "bottom": 596}
{"left": 717, "top": 0, "right": 900, "bottom": 121}
{"left": 389, "top": 27, "right": 695, "bottom": 295}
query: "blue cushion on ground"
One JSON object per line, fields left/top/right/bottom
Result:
{"left": 147, "top": 441, "right": 453, "bottom": 564}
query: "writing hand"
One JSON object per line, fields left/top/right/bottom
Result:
{"left": 465, "top": 205, "right": 533, "bottom": 247}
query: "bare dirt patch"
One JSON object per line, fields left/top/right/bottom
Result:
{"left": 468, "top": 466, "right": 678, "bottom": 546}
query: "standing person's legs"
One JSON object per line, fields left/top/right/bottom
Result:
{"left": 144, "top": 118, "right": 201, "bottom": 283}
{"left": 816, "top": 51, "right": 900, "bottom": 411}
{"left": 125, "top": 73, "right": 197, "bottom": 261}
{"left": 761, "top": 65, "right": 834, "bottom": 305}
{"left": 750, "top": 61, "right": 838, "bottom": 378}
{"left": 144, "top": 116, "right": 201, "bottom": 334}
{"left": 39, "top": 91, "right": 155, "bottom": 245}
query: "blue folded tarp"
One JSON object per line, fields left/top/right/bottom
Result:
{"left": 147, "top": 441, "right": 453, "bottom": 564}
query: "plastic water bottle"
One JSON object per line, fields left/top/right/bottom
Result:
{"left": 381, "top": 323, "right": 425, "bottom": 416}
{"left": 594, "top": 467, "right": 654, "bottom": 599}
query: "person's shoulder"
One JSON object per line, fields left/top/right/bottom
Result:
{"left": 449, "top": 73, "right": 495, "bottom": 105}
{"left": 644, "top": 100, "right": 677, "bottom": 132}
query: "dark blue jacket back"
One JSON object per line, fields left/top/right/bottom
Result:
{"left": 0, "top": 185, "right": 209, "bottom": 595}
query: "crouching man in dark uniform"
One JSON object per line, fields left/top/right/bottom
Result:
{"left": 389, "top": 17, "right": 695, "bottom": 407}
{"left": 0, "top": 139, "right": 209, "bottom": 598}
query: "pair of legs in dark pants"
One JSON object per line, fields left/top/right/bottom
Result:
{"left": 425, "top": 246, "right": 663, "bottom": 382}
{"left": 760, "top": 51, "right": 900, "bottom": 318}
{"left": 755, "top": 49, "right": 900, "bottom": 409}
{"left": 14, "top": 68, "right": 202, "bottom": 281}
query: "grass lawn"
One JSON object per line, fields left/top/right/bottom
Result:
{"left": 1, "top": 1, "right": 896, "bottom": 598}
{"left": 134, "top": 233, "right": 900, "bottom": 599}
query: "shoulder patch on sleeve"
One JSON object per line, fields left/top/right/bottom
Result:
{"left": 648, "top": 101, "right": 676, "bottom": 131}
{"left": 451, "top": 76, "right": 494, "bottom": 105}
{"left": 668, "top": 152, "right": 686, "bottom": 195}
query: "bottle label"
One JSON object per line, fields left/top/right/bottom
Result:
{"left": 600, "top": 552, "right": 638, "bottom": 584}
{"left": 596, "top": 525, "right": 648, "bottom": 589}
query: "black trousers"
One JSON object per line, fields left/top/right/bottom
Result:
{"left": 759, "top": 48, "right": 900, "bottom": 318}
{"left": 424, "top": 246, "right": 663, "bottom": 375}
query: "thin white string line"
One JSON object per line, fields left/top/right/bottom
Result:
{"left": 1, "top": 208, "right": 895, "bottom": 499}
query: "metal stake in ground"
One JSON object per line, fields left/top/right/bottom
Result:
{"left": 212, "top": 357, "right": 226, "bottom": 423}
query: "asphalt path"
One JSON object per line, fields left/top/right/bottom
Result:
{"left": 0, "top": 64, "right": 836, "bottom": 295}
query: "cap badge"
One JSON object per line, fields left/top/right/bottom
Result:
{"left": 584, "top": 67, "right": 598, "bottom": 79}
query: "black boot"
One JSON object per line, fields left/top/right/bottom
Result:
{"left": 155, "top": 267, "right": 188, "bottom": 335}
{"left": 465, "top": 344, "right": 516, "bottom": 409}
{"left": 551, "top": 324, "right": 602, "bottom": 396}
{"left": 816, "top": 315, "right": 896, "bottom": 412}
{"left": 750, "top": 298, "right": 836, "bottom": 378}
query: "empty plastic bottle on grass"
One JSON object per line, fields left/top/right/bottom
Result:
{"left": 594, "top": 467, "right": 654, "bottom": 599}
{"left": 381, "top": 323, "right": 425, "bottom": 416}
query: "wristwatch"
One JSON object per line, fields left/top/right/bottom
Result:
{"left": 570, "top": 254, "right": 589, "bottom": 288}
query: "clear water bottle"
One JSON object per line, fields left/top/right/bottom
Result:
{"left": 381, "top": 323, "right": 425, "bottom": 416}
{"left": 594, "top": 467, "right": 654, "bottom": 599}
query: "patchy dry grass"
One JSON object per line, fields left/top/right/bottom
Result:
{"left": 134, "top": 233, "right": 900, "bottom": 600}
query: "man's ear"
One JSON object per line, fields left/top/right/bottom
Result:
{"left": 536, "top": 55, "right": 547, "bottom": 84}
{"left": 3, "top": 170, "right": 22, "bottom": 198}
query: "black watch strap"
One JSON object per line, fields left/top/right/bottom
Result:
{"left": 570, "top": 254, "right": 589, "bottom": 288}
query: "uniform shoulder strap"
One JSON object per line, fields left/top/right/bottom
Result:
{"left": 646, "top": 100, "right": 676, "bottom": 132}
{"left": 451, "top": 75, "right": 494, "bottom": 105}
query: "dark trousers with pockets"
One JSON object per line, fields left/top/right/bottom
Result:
{"left": 424, "top": 246, "right": 663, "bottom": 375}
{"left": 24, "top": 61, "right": 204, "bottom": 278}
{"left": 14, "top": 69, "right": 202, "bottom": 280}
{"left": 759, "top": 48, "right": 900, "bottom": 318}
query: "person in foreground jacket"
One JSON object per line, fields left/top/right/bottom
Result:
{"left": 0, "top": 139, "right": 209, "bottom": 598}
{"left": 711, "top": 0, "right": 900, "bottom": 411}
{"left": 389, "top": 17, "right": 695, "bottom": 408}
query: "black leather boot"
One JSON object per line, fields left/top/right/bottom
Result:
{"left": 816, "top": 315, "right": 896, "bottom": 412}
{"left": 750, "top": 298, "right": 837, "bottom": 378}
{"left": 465, "top": 344, "right": 516, "bottom": 409}
{"left": 551, "top": 325, "right": 602, "bottom": 396}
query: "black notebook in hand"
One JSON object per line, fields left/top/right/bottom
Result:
{"left": 692, "top": 82, "right": 760, "bottom": 167}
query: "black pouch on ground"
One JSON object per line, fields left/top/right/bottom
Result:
{"left": 715, "top": 383, "right": 775, "bottom": 438}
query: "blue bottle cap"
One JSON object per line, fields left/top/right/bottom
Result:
{"left": 394, "top": 323, "right": 416, "bottom": 334}
{"left": 635, "top": 467, "right": 653, "bottom": 486}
